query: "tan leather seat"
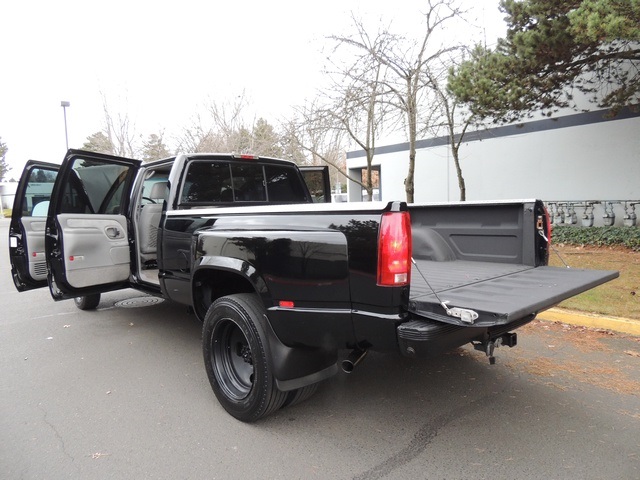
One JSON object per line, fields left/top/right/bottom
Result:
{"left": 139, "top": 182, "right": 167, "bottom": 265}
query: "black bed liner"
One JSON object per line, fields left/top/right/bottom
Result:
{"left": 409, "top": 259, "right": 619, "bottom": 327}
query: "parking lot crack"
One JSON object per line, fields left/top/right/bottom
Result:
{"left": 38, "top": 403, "right": 78, "bottom": 469}
{"left": 352, "top": 393, "right": 496, "bottom": 480}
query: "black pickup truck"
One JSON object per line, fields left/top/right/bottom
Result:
{"left": 9, "top": 149, "right": 618, "bottom": 421}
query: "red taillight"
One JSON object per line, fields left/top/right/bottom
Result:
{"left": 233, "top": 154, "right": 258, "bottom": 160}
{"left": 544, "top": 206, "right": 553, "bottom": 244}
{"left": 377, "top": 211, "right": 412, "bottom": 287}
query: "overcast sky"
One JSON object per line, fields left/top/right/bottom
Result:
{"left": 0, "top": 0, "right": 505, "bottom": 179}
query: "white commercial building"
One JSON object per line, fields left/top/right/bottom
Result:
{"left": 346, "top": 107, "right": 640, "bottom": 226}
{"left": 0, "top": 181, "right": 18, "bottom": 214}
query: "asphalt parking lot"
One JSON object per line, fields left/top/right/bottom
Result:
{"left": 1, "top": 217, "right": 639, "bottom": 479}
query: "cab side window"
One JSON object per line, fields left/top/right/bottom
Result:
{"left": 22, "top": 167, "right": 57, "bottom": 216}
{"left": 264, "top": 165, "right": 308, "bottom": 203}
{"left": 59, "top": 158, "right": 133, "bottom": 214}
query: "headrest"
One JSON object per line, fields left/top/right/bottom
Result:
{"left": 150, "top": 182, "right": 168, "bottom": 200}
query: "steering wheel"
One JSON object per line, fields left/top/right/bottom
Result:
{"left": 142, "top": 197, "right": 157, "bottom": 204}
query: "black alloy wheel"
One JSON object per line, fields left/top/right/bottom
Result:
{"left": 202, "top": 294, "right": 287, "bottom": 422}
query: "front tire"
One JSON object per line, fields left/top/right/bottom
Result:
{"left": 202, "top": 294, "right": 287, "bottom": 422}
{"left": 73, "top": 293, "right": 101, "bottom": 310}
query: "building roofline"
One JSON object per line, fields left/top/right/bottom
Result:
{"left": 347, "top": 106, "right": 640, "bottom": 159}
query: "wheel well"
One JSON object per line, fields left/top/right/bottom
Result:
{"left": 192, "top": 269, "right": 256, "bottom": 320}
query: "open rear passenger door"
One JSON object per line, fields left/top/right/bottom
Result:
{"left": 45, "top": 150, "right": 141, "bottom": 300}
{"left": 9, "top": 161, "right": 60, "bottom": 291}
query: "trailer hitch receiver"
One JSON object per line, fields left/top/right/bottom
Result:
{"left": 473, "top": 333, "right": 518, "bottom": 365}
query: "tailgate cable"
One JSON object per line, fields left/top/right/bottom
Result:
{"left": 538, "top": 231, "right": 571, "bottom": 268}
{"left": 411, "top": 257, "right": 479, "bottom": 324}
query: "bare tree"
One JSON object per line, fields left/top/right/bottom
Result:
{"left": 331, "top": 1, "right": 463, "bottom": 202}
{"left": 179, "top": 96, "right": 244, "bottom": 153}
{"left": 423, "top": 57, "right": 476, "bottom": 201}
{"left": 208, "top": 93, "right": 249, "bottom": 150}
{"left": 176, "top": 93, "right": 284, "bottom": 157}
{"left": 285, "top": 104, "right": 371, "bottom": 196}
{"left": 102, "top": 93, "right": 138, "bottom": 157}
{"left": 278, "top": 123, "right": 307, "bottom": 164}
{"left": 287, "top": 25, "right": 392, "bottom": 201}
{"left": 175, "top": 111, "right": 223, "bottom": 153}
{"left": 321, "top": 26, "right": 392, "bottom": 200}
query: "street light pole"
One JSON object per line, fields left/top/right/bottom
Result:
{"left": 61, "top": 100, "right": 70, "bottom": 150}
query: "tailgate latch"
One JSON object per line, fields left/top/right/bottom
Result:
{"left": 411, "top": 257, "right": 480, "bottom": 325}
{"left": 440, "top": 301, "right": 479, "bottom": 324}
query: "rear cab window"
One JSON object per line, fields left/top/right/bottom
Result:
{"left": 179, "top": 159, "right": 310, "bottom": 207}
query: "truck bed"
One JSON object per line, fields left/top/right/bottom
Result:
{"left": 409, "top": 259, "right": 618, "bottom": 327}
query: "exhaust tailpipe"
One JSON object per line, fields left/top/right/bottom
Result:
{"left": 341, "top": 349, "right": 368, "bottom": 373}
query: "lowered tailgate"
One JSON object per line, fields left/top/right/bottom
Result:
{"left": 408, "top": 259, "right": 619, "bottom": 327}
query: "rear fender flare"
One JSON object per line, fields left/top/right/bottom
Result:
{"left": 191, "top": 256, "right": 270, "bottom": 320}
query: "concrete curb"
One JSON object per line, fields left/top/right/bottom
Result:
{"left": 539, "top": 308, "right": 640, "bottom": 337}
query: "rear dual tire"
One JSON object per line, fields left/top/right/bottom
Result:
{"left": 202, "top": 294, "right": 290, "bottom": 422}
